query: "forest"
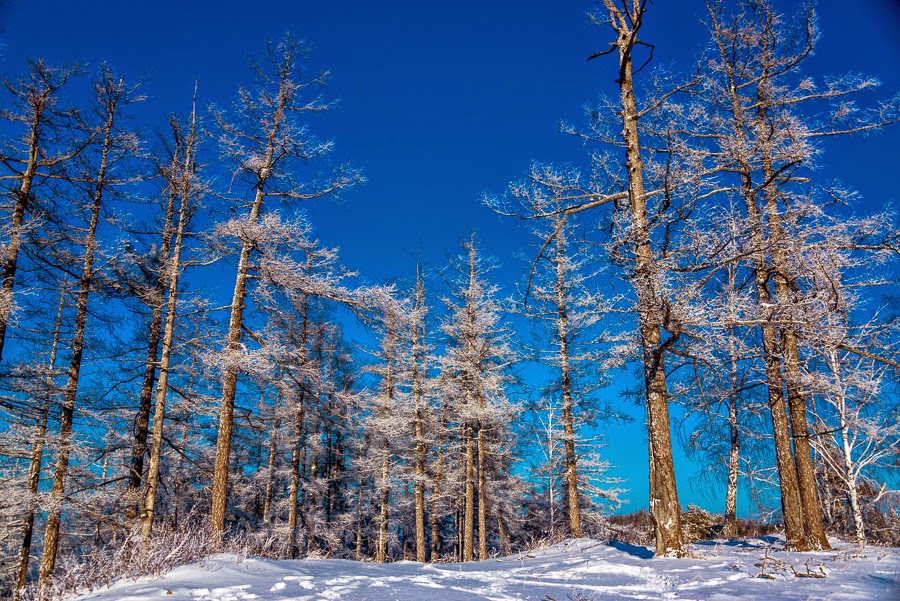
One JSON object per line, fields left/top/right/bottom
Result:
{"left": 0, "top": 0, "right": 898, "bottom": 598}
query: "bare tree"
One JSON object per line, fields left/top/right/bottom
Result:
{"left": 0, "top": 61, "right": 86, "bottom": 362}
{"left": 38, "top": 65, "right": 143, "bottom": 590}
{"left": 141, "top": 91, "right": 203, "bottom": 542}
{"left": 703, "top": 0, "right": 899, "bottom": 549}
{"left": 487, "top": 163, "right": 622, "bottom": 538}
{"left": 208, "top": 36, "right": 360, "bottom": 539}
{"left": 439, "top": 235, "right": 516, "bottom": 560}
{"left": 587, "top": 0, "right": 686, "bottom": 556}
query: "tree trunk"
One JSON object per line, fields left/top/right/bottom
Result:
{"left": 375, "top": 321, "right": 395, "bottom": 564}
{"left": 0, "top": 156, "right": 36, "bottom": 362}
{"left": 141, "top": 106, "right": 197, "bottom": 543}
{"left": 723, "top": 328, "right": 740, "bottom": 539}
{"left": 288, "top": 389, "right": 306, "bottom": 557}
{"left": 430, "top": 402, "right": 447, "bottom": 561}
{"left": 477, "top": 427, "right": 487, "bottom": 559}
{"left": 209, "top": 77, "right": 284, "bottom": 540}
{"left": 781, "top": 330, "right": 829, "bottom": 549}
{"left": 262, "top": 391, "right": 281, "bottom": 524}
{"left": 376, "top": 455, "right": 390, "bottom": 563}
{"left": 463, "top": 425, "right": 475, "bottom": 561}
{"left": 0, "top": 107, "right": 42, "bottom": 362}
{"left": 126, "top": 144, "right": 180, "bottom": 522}
{"left": 412, "top": 271, "right": 428, "bottom": 562}
{"left": 38, "top": 89, "right": 119, "bottom": 589}
{"left": 829, "top": 352, "right": 864, "bottom": 546}
{"left": 555, "top": 229, "right": 581, "bottom": 538}
{"left": 762, "top": 183, "right": 830, "bottom": 550}
{"left": 713, "top": 45, "right": 808, "bottom": 549}
{"left": 0, "top": 63, "right": 82, "bottom": 362}
{"left": 602, "top": 1, "right": 684, "bottom": 556}
{"left": 14, "top": 288, "right": 65, "bottom": 595}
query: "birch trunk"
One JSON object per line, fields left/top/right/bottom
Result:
{"left": 723, "top": 326, "right": 740, "bottom": 539}
{"left": 828, "top": 352, "right": 865, "bottom": 545}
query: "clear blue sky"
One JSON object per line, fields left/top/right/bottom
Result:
{"left": 1, "top": 0, "right": 898, "bottom": 516}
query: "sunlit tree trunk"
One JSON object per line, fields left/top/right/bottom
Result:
{"left": 761, "top": 174, "right": 830, "bottom": 550}
{"left": 463, "top": 425, "right": 475, "bottom": 562}
{"left": 141, "top": 101, "right": 198, "bottom": 543}
{"left": 126, "top": 130, "right": 180, "bottom": 521}
{"left": 554, "top": 229, "right": 581, "bottom": 538}
{"left": 723, "top": 326, "right": 740, "bottom": 539}
{"left": 14, "top": 288, "right": 65, "bottom": 596}
{"left": 375, "top": 321, "right": 395, "bottom": 564}
{"left": 262, "top": 389, "right": 281, "bottom": 524}
{"left": 411, "top": 269, "right": 428, "bottom": 562}
{"left": 477, "top": 426, "right": 487, "bottom": 559}
{"left": 0, "top": 62, "right": 82, "bottom": 362}
{"left": 598, "top": 0, "right": 684, "bottom": 556}
{"left": 39, "top": 71, "right": 125, "bottom": 589}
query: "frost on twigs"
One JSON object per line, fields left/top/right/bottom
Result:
{"left": 754, "top": 546, "right": 829, "bottom": 580}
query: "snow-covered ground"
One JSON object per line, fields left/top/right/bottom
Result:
{"left": 73, "top": 537, "right": 900, "bottom": 601}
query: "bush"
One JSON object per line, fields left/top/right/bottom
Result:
{"left": 681, "top": 505, "right": 723, "bottom": 543}
{"left": 16, "top": 516, "right": 286, "bottom": 601}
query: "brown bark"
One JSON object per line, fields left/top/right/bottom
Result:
{"left": 38, "top": 76, "right": 122, "bottom": 589}
{"left": 430, "top": 400, "right": 448, "bottom": 560}
{"left": 126, "top": 124, "right": 181, "bottom": 521}
{"left": 0, "top": 63, "right": 82, "bottom": 362}
{"left": 477, "top": 427, "right": 487, "bottom": 559}
{"left": 262, "top": 390, "right": 281, "bottom": 524}
{"left": 375, "top": 320, "right": 395, "bottom": 564}
{"left": 706, "top": 13, "right": 808, "bottom": 549}
{"left": 14, "top": 288, "right": 65, "bottom": 595}
{"left": 412, "top": 269, "right": 428, "bottom": 562}
{"left": 140, "top": 106, "right": 197, "bottom": 543}
{"left": 761, "top": 177, "right": 830, "bottom": 550}
{"left": 209, "top": 52, "right": 299, "bottom": 539}
{"left": 599, "top": 0, "right": 684, "bottom": 556}
{"left": 555, "top": 228, "right": 581, "bottom": 538}
{"left": 355, "top": 477, "right": 365, "bottom": 560}
{"left": 463, "top": 425, "right": 475, "bottom": 562}
{"left": 287, "top": 387, "right": 306, "bottom": 556}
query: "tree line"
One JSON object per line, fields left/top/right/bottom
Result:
{"left": 0, "top": 0, "right": 898, "bottom": 598}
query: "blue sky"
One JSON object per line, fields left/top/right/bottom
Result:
{"left": 1, "top": 1, "right": 898, "bottom": 516}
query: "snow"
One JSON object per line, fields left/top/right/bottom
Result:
{"left": 73, "top": 537, "right": 900, "bottom": 601}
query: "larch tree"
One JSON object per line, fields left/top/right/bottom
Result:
{"left": 439, "top": 235, "right": 516, "bottom": 561}
{"left": 141, "top": 93, "right": 203, "bottom": 542}
{"left": 586, "top": 0, "right": 689, "bottom": 556}
{"left": 208, "top": 36, "right": 360, "bottom": 539}
{"left": 0, "top": 61, "right": 86, "bottom": 362}
{"left": 703, "top": 0, "right": 899, "bottom": 550}
{"left": 38, "top": 65, "right": 143, "bottom": 590}
{"left": 486, "top": 163, "right": 621, "bottom": 538}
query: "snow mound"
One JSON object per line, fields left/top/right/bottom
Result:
{"left": 73, "top": 537, "right": 900, "bottom": 601}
